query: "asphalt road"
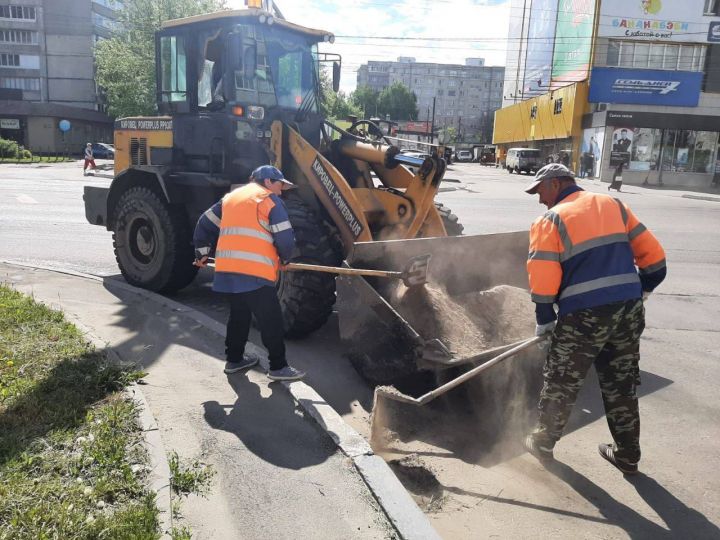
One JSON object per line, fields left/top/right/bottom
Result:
{"left": 1, "top": 160, "right": 719, "bottom": 538}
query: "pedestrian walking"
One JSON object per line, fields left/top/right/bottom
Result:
{"left": 522, "top": 163, "right": 666, "bottom": 475}
{"left": 193, "top": 165, "right": 305, "bottom": 381}
{"left": 609, "top": 162, "right": 624, "bottom": 192}
{"left": 83, "top": 143, "right": 96, "bottom": 175}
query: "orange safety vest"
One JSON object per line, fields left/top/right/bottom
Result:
{"left": 215, "top": 183, "right": 280, "bottom": 282}
{"left": 528, "top": 189, "right": 665, "bottom": 316}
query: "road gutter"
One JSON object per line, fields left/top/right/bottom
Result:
{"left": 1, "top": 261, "right": 440, "bottom": 540}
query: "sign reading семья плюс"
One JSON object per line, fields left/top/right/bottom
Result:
{"left": 588, "top": 68, "right": 702, "bottom": 107}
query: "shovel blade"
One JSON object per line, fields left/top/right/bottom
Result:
{"left": 402, "top": 254, "right": 431, "bottom": 287}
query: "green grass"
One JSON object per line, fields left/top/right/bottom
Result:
{"left": 0, "top": 286, "right": 159, "bottom": 539}
{"left": 0, "top": 156, "right": 74, "bottom": 164}
{"left": 168, "top": 452, "right": 214, "bottom": 497}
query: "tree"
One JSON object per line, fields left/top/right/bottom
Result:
{"left": 376, "top": 82, "right": 418, "bottom": 121}
{"left": 349, "top": 85, "right": 379, "bottom": 119}
{"left": 95, "top": 0, "right": 226, "bottom": 118}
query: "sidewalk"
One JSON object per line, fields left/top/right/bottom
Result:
{"left": 0, "top": 263, "right": 404, "bottom": 540}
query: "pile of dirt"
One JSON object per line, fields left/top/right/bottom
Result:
{"left": 389, "top": 283, "right": 535, "bottom": 358}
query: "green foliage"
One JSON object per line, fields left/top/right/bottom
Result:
{"left": 0, "top": 137, "right": 19, "bottom": 158}
{"left": 0, "top": 286, "right": 158, "bottom": 539}
{"left": 349, "top": 85, "right": 379, "bottom": 119}
{"left": 95, "top": 0, "right": 227, "bottom": 118}
{"left": 168, "top": 452, "right": 215, "bottom": 497}
{"left": 376, "top": 82, "right": 418, "bottom": 121}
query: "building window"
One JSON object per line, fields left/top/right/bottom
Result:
{"left": 530, "top": 104, "right": 538, "bottom": 119}
{"left": 447, "top": 90, "right": 456, "bottom": 96}
{"left": 0, "top": 5, "right": 36, "bottom": 20}
{"left": 704, "top": 0, "right": 719, "bottom": 15}
{"left": 92, "top": 12, "right": 116, "bottom": 30}
{"left": 553, "top": 98, "right": 563, "bottom": 115}
{"left": 0, "top": 76, "right": 40, "bottom": 90}
{"left": 0, "top": 29, "right": 38, "bottom": 44}
{"left": 661, "top": 130, "right": 718, "bottom": 173}
{"left": 609, "top": 40, "right": 706, "bottom": 71}
{"left": 0, "top": 53, "right": 19, "bottom": 66}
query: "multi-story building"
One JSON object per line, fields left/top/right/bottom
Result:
{"left": 0, "top": 0, "right": 120, "bottom": 153}
{"left": 494, "top": 0, "right": 720, "bottom": 188}
{"left": 357, "top": 57, "right": 504, "bottom": 143}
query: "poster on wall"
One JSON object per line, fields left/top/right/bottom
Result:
{"left": 599, "top": 0, "right": 720, "bottom": 43}
{"left": 610, "top": 127, "right": 634, "bottom": 167}
{"left": 551, "top": 0, "right": 596, "bottom": 87}
{"left": 524, "top": 0, "right": 558, "bottom": 94}
{"left": 581, "top": 127, "right": 604, "bottom": 178}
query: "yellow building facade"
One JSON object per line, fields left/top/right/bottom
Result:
{"left": 493, "top": 82, "right": 589, "bottom": 171}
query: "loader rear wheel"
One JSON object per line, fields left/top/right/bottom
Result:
{"left": 435, "top": 202, "right": 464, "bottom": 236}
{"left": 278, "top": 194, "right": 342, "bottom": 338}
{"left": 112, "top": 186, "right": 197, "bottom": 293}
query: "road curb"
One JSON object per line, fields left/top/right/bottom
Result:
{"left": 0, "top": 284, "right": 174, "bottom": 539}
{"left": 681, "top": 194, "right": 720, "bottom": 203}
{"left": 1, "top": 261, "right": 440, "bottom": 540}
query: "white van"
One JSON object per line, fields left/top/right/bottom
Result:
{"left": 506, "top": 148, "right": 541, "bottom": 175}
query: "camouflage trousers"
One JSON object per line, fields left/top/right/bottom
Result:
{"left": 533, "top": 298, "right": 645, "bottom": 464}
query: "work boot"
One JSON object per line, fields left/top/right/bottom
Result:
{"left": 267, "top": 365, "right": 305, "bottom": 381}
{"left": 523, "top": 434, "right": 554, "bottom": 463}
{"left": 223, "top": 357, "right": 258, "bottom": 374}
{"left": 598, "top": 443, "right": 638, "bottom": 475}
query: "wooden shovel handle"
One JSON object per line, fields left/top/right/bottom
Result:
{"left": 284, "top": 262, "right": 400, "bottom": 279}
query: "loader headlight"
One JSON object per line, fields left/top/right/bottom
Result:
{"left": 267, "top": 16, "right": 274, "bottom": 25}
{"left": 247, "top": 105, "right": 265, "bottom": 120}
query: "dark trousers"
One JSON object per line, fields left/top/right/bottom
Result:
{"left": 225, "top": 286, "right": 287, "bottom": 371}
{"left": 533, "top": 299, "right": 645, "bottom": 464}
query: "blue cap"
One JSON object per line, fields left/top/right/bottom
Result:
{"left": 250, "top": 165, "right": 295, "bottom": 187}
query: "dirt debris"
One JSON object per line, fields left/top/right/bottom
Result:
{"left": 389, "top": 283, "right": 535, "bottom": 358}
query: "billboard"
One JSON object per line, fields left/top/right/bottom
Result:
{"left": 599, "top": 0, "right": 720, "bottom": 43}
{"left": 551, "top": 0, "right": 596, "bottom": 86}
{"left": 589, "top": 67, "right": 702, "bottom": 107}
{"left": 524, "top": 0, "right": 558, "bottom": 94}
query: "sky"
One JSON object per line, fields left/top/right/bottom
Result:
{"left": 226, "top": 0, "right": 511, "bottom": 94}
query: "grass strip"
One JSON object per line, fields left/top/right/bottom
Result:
{"left": 0, "top": 286, "right": 159, "bottom": 539}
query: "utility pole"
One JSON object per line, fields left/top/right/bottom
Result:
{"left": 430, "top": 97, "right": 436, "bottom": 145}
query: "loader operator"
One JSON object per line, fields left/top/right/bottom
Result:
{"left": 193, "top": 165, "right": 305, "bottom": 381}
{"left": 522, "top": 163, "right": 666, "bottom": 475}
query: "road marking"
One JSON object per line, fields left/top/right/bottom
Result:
{"left": 16, "top": 194, "right": 38, "bottom": 204}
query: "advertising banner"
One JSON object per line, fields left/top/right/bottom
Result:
{"left": 524, "top": 0, "right": 558, "bottom": 94}
{"left": 551, "top": 0, "right": 595, "bottom": 86}
{"left": 589, "top": 67, "right": 702, "bottom": 107}
{"left": 599, "top": 0, "right": 720, "bottom": 43}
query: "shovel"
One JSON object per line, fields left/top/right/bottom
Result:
{"left": 204, "top": 254, "right": 431, "bottom": 288}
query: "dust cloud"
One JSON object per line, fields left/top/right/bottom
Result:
{"left": 389, "top": 282, "right": 535, "bottom": 358}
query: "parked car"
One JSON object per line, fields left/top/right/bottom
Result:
{"left": 91, "top": 142, "right": 115, "bottom": 159}
{"left": 399, "top": 149, "right": 431, "bottom": 174}
{"left": 455, "top": 150, "right": 472, "bottom": 162}
{"left": 506, "top": 147, "right": 541, "bottom": 174}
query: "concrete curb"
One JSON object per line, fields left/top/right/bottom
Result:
{"left": 1, "top": 261, "right": 440, "bottom": 540}
{"left": 0, "top": 287, "right": 174, "bottom": 539}
{"left": 681, "top": 194, "right": 720, "bottom": 203}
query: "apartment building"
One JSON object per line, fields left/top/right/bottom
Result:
{"left": 357, "top": 57, "right": 504, "bottom": 143}
{"left": 0, "top": 0, "right": 120, "bottom": 153}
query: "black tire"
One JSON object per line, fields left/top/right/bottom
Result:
{"left": 507, "top": 167, "right": 513, "bottom": 174}
{"left": 435, "top": 202, "right": 464, "bottom": 236}
{"left": 277, "top": 194, "right": 341, "bottom": 338}
{"left": 112, "top": 186, "right": 197, "bottom": 293}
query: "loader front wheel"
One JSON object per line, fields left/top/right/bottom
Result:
{"left": 435, "top": 202, "right": 464, "bottom": 236}
{"left": 278, "top": 194, "right": 342, "bottom": 338}
{"left": 112, "top": 186, "right": 197, "bottom": 293}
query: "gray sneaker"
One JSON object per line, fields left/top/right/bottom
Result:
{"left": 267, "top": 365, "right": 305, "bottom": 381}
{"left": 223, "top": 357, "right": 258, "bottom": 374}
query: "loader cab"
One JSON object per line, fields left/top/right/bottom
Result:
{"left": 156, "top": 10, "right": 339, "bottom": 180}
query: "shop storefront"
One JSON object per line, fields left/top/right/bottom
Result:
{"left": 493, "top": 82, "right": 588, "bottom": 170}
{"left": 592, "top": 110, "right": 720, "bottom": 188}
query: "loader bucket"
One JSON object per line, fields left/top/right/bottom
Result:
{"left": 336, "top": 231, "right": 533, "bottom": 385}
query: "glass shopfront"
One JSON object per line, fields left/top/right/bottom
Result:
{"left": 620, "top": 127, "right": 719, "bottom": 174}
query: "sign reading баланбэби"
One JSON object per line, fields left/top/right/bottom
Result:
{"left": 600, "top": 0, "right": 720, "bottom": 42}
{"left": 589, "top": 68, "right": 702, "bottom": 107}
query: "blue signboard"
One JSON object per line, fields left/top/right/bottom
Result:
{"left": 589, "top": 67, "right": 702, "bottom": 107}
{"left": 709, "top": 21, "right": 720, "bottom": 43}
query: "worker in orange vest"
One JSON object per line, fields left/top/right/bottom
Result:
{"left": 193, "top": 165, "right": 304, "bottom": 381}
{"left": 523, "top": 163, "right": 666, "bottom": 475}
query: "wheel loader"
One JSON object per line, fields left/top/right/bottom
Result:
{"left": 84, "top": 5, "right": 532, "bottom": 386}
